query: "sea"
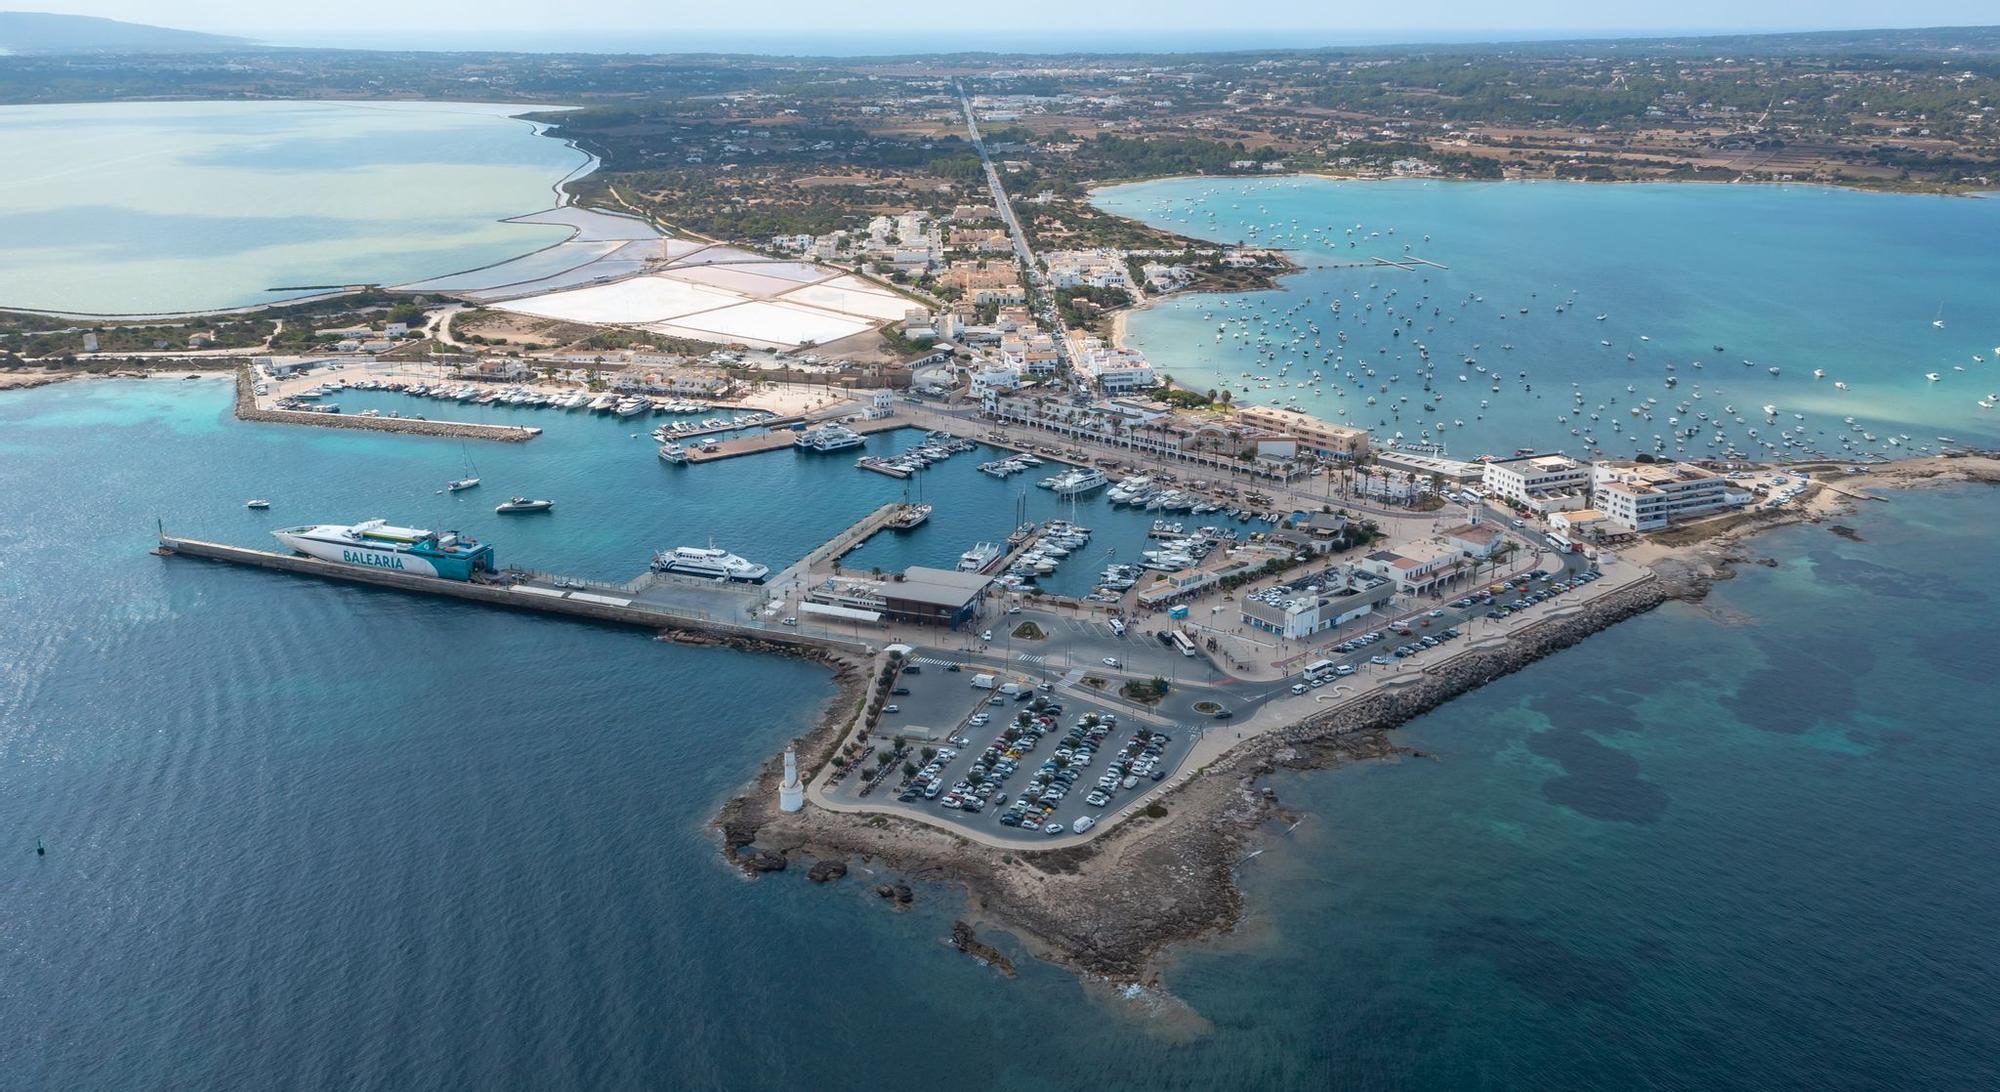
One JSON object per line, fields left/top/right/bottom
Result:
{"left": 0, "top": 101, "right": 585, "bottom": 315}
{"left": 5, "top": 133, "right": 2000, "bottom": 1087}
{"left": 1094, "top": 176, "right": 2000, "bottom": 462}
{"left": 4, "top": 378, "right": 1996, "bottom": 1090}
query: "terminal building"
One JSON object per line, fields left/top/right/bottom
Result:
{"left": 1239, "top": 566, "right": 1395, "bottom": 639}
{"left": 805, "top": 566, "right": 991, "bottom": 629}
{"left": 1591, "top": 461, "right": 1740, "bottom": 532}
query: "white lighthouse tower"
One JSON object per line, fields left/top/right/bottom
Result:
{"left": 778, "top": 745, "right": 805, "bottom": 812}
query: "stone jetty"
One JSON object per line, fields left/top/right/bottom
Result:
{"left": 233, "top": 369, "right": 540, "bottom": 442}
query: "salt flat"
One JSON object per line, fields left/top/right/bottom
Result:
{"left": 652, "top": 300, "right": 873, "bottom": 346}
{"left": 779, "top": 276, "right": 911, "bottom": 321}
{"left": 496, "top": 274, "right": 740, "bottom": 324}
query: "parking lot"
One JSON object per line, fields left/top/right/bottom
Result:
{"left": 826, "top": 651, "right": 1204, "bottom": 843}
{"left": 1279, "top": 554, "right": 1603, "bottom": 680}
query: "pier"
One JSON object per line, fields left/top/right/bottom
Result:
{"left": 234, "top": 369, "right": 542, "bottom": 444}
{"left": 657, "top": 413, "right": 794, "bottom": 441}
{"left": 155, "top": 534, "right": 868, "bottom": 653}
{"left": 680, "top": 415, "right": 911, "bottom": 464}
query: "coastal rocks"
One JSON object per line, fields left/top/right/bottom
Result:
{"left": 1829, "top": 524, "right": 1864, "bottom": 541}
{"left": 949, "top": 921, "right": 1016, "bottom": 977}
{"left": 743, "top": 851, "right": 788, "bottom": 873}
{"left": 807, "top": 859, "right": 848, "bottom": 883}
{"left": 875, "top": 882, "right": 914, "bottom": 907}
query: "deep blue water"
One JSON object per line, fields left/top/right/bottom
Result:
{"left": 3, "top": 379, "right": 1996, "bottom": 1089}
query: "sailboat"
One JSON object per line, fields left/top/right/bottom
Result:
{"left": 446, "top": 444, "right": 480, "bottom": 492}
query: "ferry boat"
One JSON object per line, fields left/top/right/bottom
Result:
{"left": 658, "top": 442, "right": 689, "bottom": 464}
{"left": 793, "top": 424, "right": 865, "bottom": 452}
{"left": 273, "top": 520, "right": 496, "bottom": 580}
{"left": 650, "top": 545, "right": 769, "bottom": 583}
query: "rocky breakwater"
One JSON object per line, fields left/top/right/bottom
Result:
{"left": 233, "top": 369, "right": 539, "bottom": 442}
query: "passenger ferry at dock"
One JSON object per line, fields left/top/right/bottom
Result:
{"left": 272, "top": 520, "right": 496, "bottom": 580}
{"left": 650, "top": 545, "right": 769, "bottom": 583}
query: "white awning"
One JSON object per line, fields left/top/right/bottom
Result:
{"left": 801, "top": 601, "right": 882, "bottom": 622}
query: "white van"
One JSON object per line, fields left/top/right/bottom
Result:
{"left": 1109, "top": 618, "right": 1126, "bottom": 637}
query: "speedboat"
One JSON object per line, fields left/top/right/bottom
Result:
{"left": 244, "top": 499, "right": 271, "bottom": 510}
{"left": 495, "top": 497, "right": 554, "bottom": 513}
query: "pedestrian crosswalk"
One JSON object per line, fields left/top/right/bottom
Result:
{"left": 1015, "top": 653, "right": 1047, "bottom": 665}
{"left": 910, "top": 656, "right": 962, "bottom": 668}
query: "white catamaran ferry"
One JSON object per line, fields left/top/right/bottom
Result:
{"left": 650, "top": 545, "right": 769, "bottom": 583}
{"left": 273, "top": 520, "right": 497, "bottom": 580}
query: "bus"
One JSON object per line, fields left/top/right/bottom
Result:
{"left": 1169, "top": 629, "right": 1199, "bottom": 657}
{"left": 1302, "top": 658, "right": 1338, "bottom": 683}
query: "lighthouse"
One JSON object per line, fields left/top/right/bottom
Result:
{"left": 779, "top": 745, "right": 805, "bottom": 812}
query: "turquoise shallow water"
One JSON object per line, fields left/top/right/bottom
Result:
{"left": 0, "top": 101, "right": 583, "bottom": 314}
{"left": 1095, "top": 177, "right": 2000, "bottom": 461}
{"left": 3, "top": 381, "right": 1997, "bottom": 1090}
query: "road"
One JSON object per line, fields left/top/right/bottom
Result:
{"left": 956, "top": 83, "right": 1075, "bottom": 372}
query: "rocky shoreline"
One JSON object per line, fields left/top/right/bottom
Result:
{"left": 710, "top": 561, "right": 1710, "bottom": 986}
{"left": 231, "top": 368, "right": 541, "bottom": 442}
{"left": 709, "top": 454, "right": 1999, "bottom": 994}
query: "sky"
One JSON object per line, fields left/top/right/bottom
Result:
{"left": 21, "top": 1, "right": 1997, "bottom": 44}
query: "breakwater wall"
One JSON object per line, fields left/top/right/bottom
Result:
{"left": 158, "top": 535, "right": 867, "bottom": 656}
{"left": 233, "top": 370, "right": 541, "bottom": 442}
{"left": 1272, "top": 571, "right": 1675, "bottom": 751}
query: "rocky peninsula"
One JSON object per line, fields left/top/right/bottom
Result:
{"left": 713, "top": 454, "right": 2000, "bottom": 996}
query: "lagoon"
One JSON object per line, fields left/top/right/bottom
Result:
{"left": 0, "top": 100, "right": 585, "bottom": 315}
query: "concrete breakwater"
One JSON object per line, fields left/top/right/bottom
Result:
{"left": 156, "top": 534, "right": 867, "bottom": 657}
{"left": 232, "top": 369, "right": 541, "bottom": 442}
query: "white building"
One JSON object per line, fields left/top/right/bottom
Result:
{"left": 1357, "top": 540, "right": 1473, "bottom": 595}
{"left": 1483, "top": 453, "right": 1593, "bottom": 511}
{"left": 1239, "top": 567, "right": 1396, "bottom": 638}
{"left": 970, "top": 366, "right": 1023, "bottom": 396}
{"left": 1074, "top": 340, "right": 1156, "bottom": 393}
{"left": 1592, "top": 461, "right": 1737, "bottom": 532}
